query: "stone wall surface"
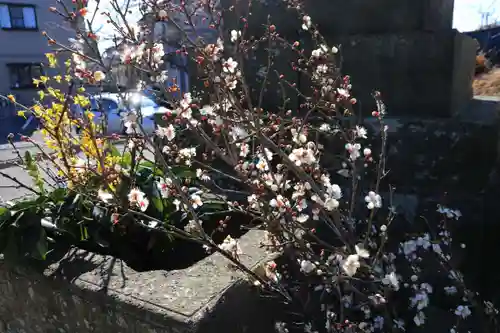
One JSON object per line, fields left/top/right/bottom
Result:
{"left": 0, "top": 230, "right": 277, "bottom": 333}
{"left": 241, "top": 0, "right": 453, "bottom": 36}
{"left": 332, "top": 31, "right": 455, "bottom": 117}
{"left": 222, "top": 0, "right": 474, "bottom": 117}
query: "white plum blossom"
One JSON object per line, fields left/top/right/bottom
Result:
{"left": 323, "top": 197, "right": 339, "bottom": 211}
{"left": 295, "top": 214, "right": 309, "bottom": 223}
{"left": 402, "top": 239, "right": 418, "bottom": 256}
{"left": 437, "top": 205, "right": 462, "bottom": 220}
{"left": 223, "top": 57, "right": 238, "bottom": 74}
{"left": 156, "top": 124, "right": 176, "bottom": 141}
{"left": 123, "top": 112, "right": 138, "bottom": 134}
{"left": 127, "top": 188, "right": 149, "bottom": 212}
{"left": 205, "top": 38, "right": 224, "bottom": 61}
{"left": 319, "top": 123, "right": 331, "bottom": 132}
{"left": 179, "top": 93, "right": 193, "bottom": 119}
{"left": 291, "top": 128, "right": 307, "bottom": 144}
{"left": 342, "top": 244, "right": 369, "bottom": 276}
{"left": 196, "top": 169, "right": 210, "bottom": 181}
{"left": 355, "top": 125, "right": 367, "bottom": 139}
{"left": 256, "top": 158, "right": 270, "bottom": 171}
{"left": 444, "top": 286, "right": 458, "bottom": 295}
{"left": 382, "top": 272, "right": 400, "bottom": 290}
{"left": 311, "top": 47, "right": 325, "bottom": 58}
{"left": 316, "top": 64, "right": 328, "bottom": 74}
{"left": 365, "top": 191, "right": 382, "bottom": 209}
{"left": 150, "top": 43, "right": 165, "bottom": 67}
{"left": 455, "top": 305, "right": 471, "bottom": 319}
{"left": 225, "top": 73, "right": 239, "bottom": 90}
{"left": 239, "top": 143, "right": 250, "bottom": 157}
{"left": 326, "top": 183, "right": 342, "bottom": 199}
{"left": 219, "top": 235, "right": 242, "bottom": 258}
{"left": 332, "top": 46, "right": 339, "bottom": 54}
{"left": 190, "top": 194, "right": 203, "bottom": 209}
{"left": 289, "top": 147, "right": 316, "bottom": 166}
{"left": 413, "top": 311, "right": 426, "bottom": 326}
{"left": 355, "top": 244, "right": 370, "bottom": 258}
{"left": 156, "top": 178, "right": 172, "bottom": 198}
{"left": 247, "top": 194, "right": 261, "bottom": 210}
{"left": 411, "top": 291, "right": 429, "bottom": 311}
{"left": 270, "top": 195, "right": 290, "bottom": 212}
{"left": 337, "top": 88, "right": 350, "bottom": 98}
{"left": 302, "top": 15, "right": 311, "bottom": 30}
{"left": 97, "top": 189, "right": 113, "bottom": 203}
{"left": 417, "top": 234, "right": 431, "bottom": 250}
{"left": 363, "top": 148, "right": 372, "bottom": 157}
{"left": 230, "top": 30, "right": 241, "bottom": 42}
{"left": 300, "top": 259, "right": 316, "bottom": 274}
{"left": 229, "top": 125, "right": 248, "bottom": 141}
{"left": 342, "top": 254, "right": 361, "bottom": 277}
{"left": 345, "top": 143, "right": 361, "bottom": 160}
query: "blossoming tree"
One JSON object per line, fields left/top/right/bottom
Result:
{"left": 1, "top": 0, "right": 499, "bottom": 332}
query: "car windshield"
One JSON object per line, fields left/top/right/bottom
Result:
{"left": 90, "top": 98, "right": 99, "bottom": 110}
{"left": 128, "top": 94, "right": 157, "bottom": 109}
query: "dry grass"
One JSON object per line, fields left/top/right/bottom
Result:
{"left": 473, "top": 68, "right": 500, "bottom": 96}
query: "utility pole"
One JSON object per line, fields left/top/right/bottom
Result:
{"left": 478, "top": 0, "right": 499, "bottom": 28}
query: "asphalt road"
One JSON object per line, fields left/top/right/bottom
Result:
{"left": 0, "top": 132, "right": 155, "bottom": 203}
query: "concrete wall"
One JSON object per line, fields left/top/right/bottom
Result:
{"left": 330, "top": 31, "right": 455, "bottom": 117}
{"left": 230, "top": 0, "right": 454, "bottom": 37}
{"left": 0, "top": 230, "right": 276, "bottom": 333}
{"left": 451, "top": 34, "right": 478, "bottom": 116}
{"left": 222, "top": 0, "right": 471, "bottom": 117}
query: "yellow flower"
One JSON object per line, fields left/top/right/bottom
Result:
{"left": 17, "top": 110, "right": 26, "bottom": 119}
{"left": 93, "top": 71, "right": 106, "bottom": 82}
{"left": 85, "top": 111, "right": 95, "bottom": 120}
{"left": 7, "top": 94, "right": 15, "bottom": 103}
{"left": 32, "top": 105, "right": 42, "bottom": 115}
{"left": 53, "top": 75, "right": 62, "bottom": 83}
{"left": 45, "top": 53, "right": 58, "bottom": 68}
{"left": 74, "top": 95, "right": 90, "bottom": 107}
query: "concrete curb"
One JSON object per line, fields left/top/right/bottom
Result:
{"left": 0, "top": 229, "right": 277, "bottom": 333}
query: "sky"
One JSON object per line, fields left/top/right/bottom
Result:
{"left": 87, "top": 0, "right": 499, "bottom": 50}
{"left": 454, "top": 0, "right": 499, "bottom": 31}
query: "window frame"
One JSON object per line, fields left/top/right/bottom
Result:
{"left": 7, "top": 62, "right": 44, "bottom": 90}
{"left": 0, "top": 2, "right": 38, "bottom": 31}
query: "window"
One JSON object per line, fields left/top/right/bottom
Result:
{"left": 7, "top": 63, "right": 43, "bottom": 89}
{"left": 0, "top": 4, "right": 37, "bottom": 30}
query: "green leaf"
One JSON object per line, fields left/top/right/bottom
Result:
{"left": 201, "top": 200, "right": 228, "bottom": 211}
{"left": 24, "top": 151, "right": 45, "bottom": 194}
{"left": 33, "top": 228, "right": 48, "bottom": 260}
{"left": 170, "top": 166, "right": 196, "bottom": 179}
{"left": 122, "top": 152, "right": 132, "bottom": 167}
{"left": 50, "top": 188, "right": 67, "bottom": 203}
{"left": 109, "top": 144, "right": 121, "bottom": 157}
{"left": 138, "top": 161, "right": 156, "bottom": 170}
{"left": 0, "top": 207, "right": 11, "bottom": 229}
{"left": 152, "top": 197, "right": 163, "bottom": 213}
{"left": 80, "top": 224, "right": 89, "bottom": 241}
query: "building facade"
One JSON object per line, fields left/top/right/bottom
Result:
{"left": 0, "top": 0, "right": 76, "bottom": 123}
